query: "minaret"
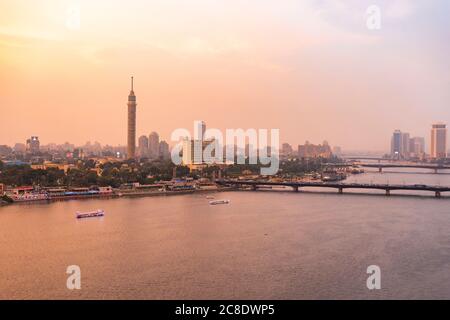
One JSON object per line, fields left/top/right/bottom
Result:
{"left": 127, "top": 76, "right": 137, "bottom": 159}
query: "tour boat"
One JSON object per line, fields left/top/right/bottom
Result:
{"left": 209, "top": 199, "right": 230, "bottom": 205}
{"left": 76, "top": 209, "right": 105, "bottom": 219}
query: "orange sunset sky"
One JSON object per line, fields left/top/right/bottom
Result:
{"left": 0, "top": 0, "right": 449, "bottom": 151}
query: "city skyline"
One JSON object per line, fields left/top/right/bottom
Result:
{"left": 1, "top": 1, "right": 449, "bottom": 150}
{"left": 2, "top": 118, "right": 448, "bottom": 155}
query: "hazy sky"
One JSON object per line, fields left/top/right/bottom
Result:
{"left": 0, "top": 0, "right": 449, "bottom": 151}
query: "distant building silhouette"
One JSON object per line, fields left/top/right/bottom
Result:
{"left": 159, "top": 140, "right": 170, "bottom": 160}
{"left": 26, "top": 136, "right": 40, "bottom": 154}
{"left": 390, "top": 130, "right": 410, "bottom": 159}
{"left": 148, "top": 132, "right": 160, "bottom": 159}
{"left": 409, "top": 137, "right": 425, "bottom": 158}
{"left": 281, "top": 143, "right": 294, "bottom": 158}
{"left": 298, "top": 141, "right": 332, "bottom": 158}
{"left": 13, "top": 143, "right": 26, "bottom": 154}
{"left": 138, "top": 135, "right": 149, "bottom": 158}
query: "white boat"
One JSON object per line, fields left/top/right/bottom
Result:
{"left": 10, "top": 193, "right": 49, "bottom": 202}
{"left": 206, "top": 195, "right": 215, "bottom": 199}
{"left": 76, "top": 209, "right": 104, "bottom": 219}
{"left": 7, "top": 189, "right": 49, "bottom": 202}
{"left": 209, "top": 199, "right": 230, "bottom": 205}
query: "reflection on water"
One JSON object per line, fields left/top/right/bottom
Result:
{"left": 1, "top": 169, "right": 450, "bottom": 299}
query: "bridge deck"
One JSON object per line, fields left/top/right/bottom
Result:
{"left": 359, "top": 164, "right": 450, "bottom": 170}
{"left": 217, "top": 180, "right": 450, "bottom": 192}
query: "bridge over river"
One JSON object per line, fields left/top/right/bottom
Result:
{"left": 358, "top": 163, "right": 450, "bottom": 173}
{"left": 322, "top": 162, "right": 450, "bottom": 173}
{"left": 217, "top": 180, "right": 450, "bottom": 198}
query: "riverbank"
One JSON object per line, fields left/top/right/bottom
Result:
{"left": 0, "top": 186, "right": 237, "bottom": 206}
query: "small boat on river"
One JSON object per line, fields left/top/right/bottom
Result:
{"left": 76, "top": 209, "right": 104, "bottom": 219}
{"left": 209, "top": 200, "right": 230, "bottom": 205}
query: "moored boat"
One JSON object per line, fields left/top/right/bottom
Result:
{"left": 76, "top": 209, "right": 105, "bottom": 219}
{"left": 321, "top": 174, "right": 346, "bottom": 182}
{"left": 7, "top": 187, "right": 49, "bottom": 202}
{"left": 321, "top": 170, "right": 347, "bottom": 182}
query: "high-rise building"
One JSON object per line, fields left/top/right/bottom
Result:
{"left": 0, "top": 145, "right": 12, "bottom": 157}
{"left": 127, "top": 77, "right": 137, "bottom": 159}
{"left": 391, "top": 130, "right": 402, "bottom": 158}
{"left": 182, "top": 139, "right": 202, "bottom": 165}
{"left": 194, "top": 121, "right": 206, "bottom": 141}
{"left": 409, "top": 137, "right": 425, "bottom": 158}
{"left": 26, "top": 136, "right": 40, "bottom": 154}
{"left": 201, "top": 121, "right": 206, "bottom": 140}
{"left": 182, "top": 138, "right": 217, "bottom": 165}
{"left": 138, "top": 135, "right": 149, "bottom": 157}
{"left": 181, "top": 121, "right": 220, "bottom": 167}
{"left": 159, "top": 140, "right": 170, "bottom": 160}
{"left": 203, "top": 138, "right": 217, "bottom": 162}
{"left": 390, "top": 130, "right": 410, "bottom": 159}
{"left": 401, "top": 132, "right": 410, "bottom": 158}
{"left": 13, "top": 143, "right": 26, "bottom": 154}
{"left": 182, "top": 138, "right": 193, "bottom": 165}
{"left": 148, "top": 132, "right": 160, "bottom": 159}
{"left": 431, "top": 123, "right": 447, "bottom": 159}
{"left": 281, "top": 143, "right": 293, "bottom": 157}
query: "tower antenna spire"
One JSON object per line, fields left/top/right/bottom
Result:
{"left": 131, "top": 76, "right": 134, "bottom": 91}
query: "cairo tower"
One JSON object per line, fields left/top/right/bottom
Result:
{"left": 127, "top": 76, "right": 137, "bottom": 159}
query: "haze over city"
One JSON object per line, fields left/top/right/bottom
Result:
{"left": 1, "top": 0, "right": 449, "bottom": 150}
{"left": 3, "top": 0, "right": 450, "bottom": 307}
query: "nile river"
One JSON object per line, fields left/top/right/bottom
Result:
{"left": 1, "top": 168, "right": 450, "bottom": 299}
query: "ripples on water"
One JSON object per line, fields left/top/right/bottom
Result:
{"left": 1, "top": 169, "right": 450, "bottom": 299}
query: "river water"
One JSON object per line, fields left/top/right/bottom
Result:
{"left": 1, "top": 168, "right": 450, "bottom": 299}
